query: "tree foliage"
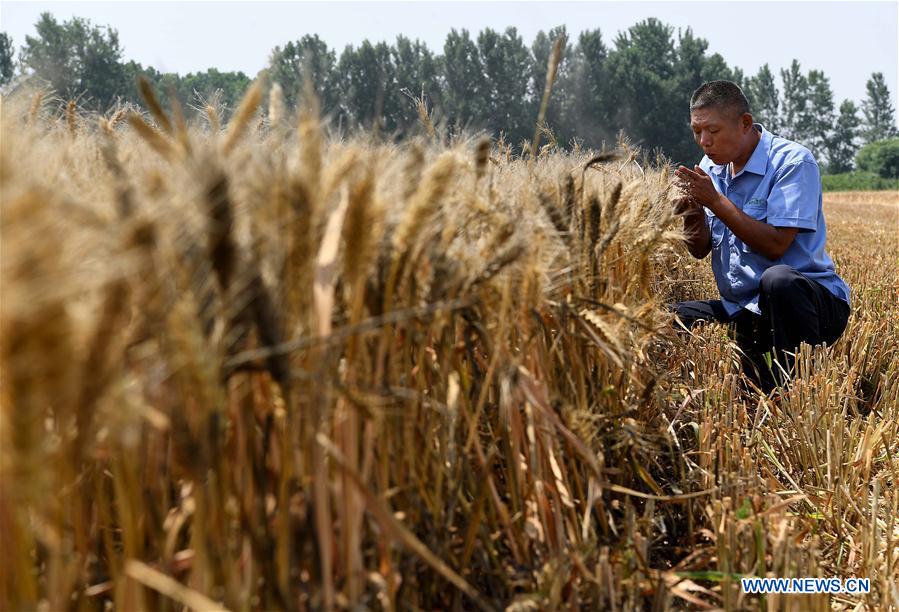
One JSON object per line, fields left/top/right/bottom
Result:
{"left": 393, "top": 35, "right": 443, "bottom": 130}
{"left": 19, "top": 13, "right": 128, "bottom": 109}
{"left": 804, "top": 69, "right": 835, "bottom": 163}
{"left": 827, "top": 100, "right": 862, "bottom": 174}
{"left": 335, "top": 40, "right": 401, "bottom": 134}
{"left": 7, "top": 12, "right": 896, "bottom": 169}
{"left": 745, "top": 64, "right": 780, "bottom": 134}
{"left": 855, "top": 138, "right": 899, "bottom": 179}
{"left": 15, "top": 13, "right": 253, "bottom": 118}
{"left": 441, "top": 28, "right": 489, "bottom": 136}
{"left": 477, "top": 27, "right": 532, "bottom": 145}
{"left": 861, "top": 72, "right": 898, "bottom": 144}
{"left": 561, "top": 29, "right": 614, "bottom": 149}
{"left": 268, "top": 35, "right": 338, "bottom": 113}
{"left": 0, "top": 32, "right": 14, "bottom": 87}
{"left": 779, "top": 60, "right": 812, "bottom": 143}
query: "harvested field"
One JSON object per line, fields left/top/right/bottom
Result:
{"left": 824, "top": 190, "right": 899, "bottom": 207}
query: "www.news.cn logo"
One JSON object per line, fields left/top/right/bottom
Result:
{"left": 741, "top": 577, "right": 870, "bottom": 594}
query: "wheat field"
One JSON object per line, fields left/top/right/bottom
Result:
{"left": 1, "top": 82, "right": 897, "bottom": 611}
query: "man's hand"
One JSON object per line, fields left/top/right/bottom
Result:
{"left": 675, "top": 165, "right": 719, "bottom": 209}
{"left": 671, "top": 174, "right": 712, "bottom": 260}
{"left": 673, "top": 163, "right": 799, "bottom": 260}
{"left": 672, "top": 192, "right": 700, "bottom": 216}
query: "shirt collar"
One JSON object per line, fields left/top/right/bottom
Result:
{"left": 742, "top": 123, "right": 770, "bottom": 175}
{"left": 709, "top": 123, "right": 770, "bottom": 178}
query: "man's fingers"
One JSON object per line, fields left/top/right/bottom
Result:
{"left": 676, "top": 166, "right": 700, "bottom": 180}
{"left": 673, "top": 194, "right": 697, "bottom": 204}
{"left": 672, "top": 194, "right": 699, "bottom": 214}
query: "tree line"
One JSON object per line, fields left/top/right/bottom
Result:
{"left": 1, "top": 12, "right": 896, "bottom": 169}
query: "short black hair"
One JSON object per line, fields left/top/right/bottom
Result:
{"left": 690, "top": 80, "right": 750, "bottom": 120}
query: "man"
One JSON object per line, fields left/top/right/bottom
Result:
{"left": 670, "top": 80, "right": 851, "bottom": 394}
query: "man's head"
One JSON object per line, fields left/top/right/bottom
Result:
{"left": 689, "top": 80, "right": 757, "bottom": 165}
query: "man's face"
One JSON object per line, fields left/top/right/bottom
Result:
{"left": 689, "top": 107, "right": 751, "bottom": 165}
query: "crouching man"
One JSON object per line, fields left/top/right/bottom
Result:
{"left": 670, "top": 80, "right": 851, "bottom": 394}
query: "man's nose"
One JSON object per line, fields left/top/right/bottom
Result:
{"left": 700, "top": 134, "right": 713, "bottom": 147}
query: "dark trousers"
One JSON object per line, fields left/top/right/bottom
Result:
{"left": 669, "top": 265, "right": 850, "bottom": 393}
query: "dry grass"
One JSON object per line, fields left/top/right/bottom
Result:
{"left": 824, "top": 191, "right": 899, "bottom": 207}
{"left": 1, "top": 85, "right": 897, "bottom": 611}
{"left": 655, "top": 192, "right": 899, "bottom": 610}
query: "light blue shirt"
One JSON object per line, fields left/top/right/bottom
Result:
{"left": 698, "top": 123, "right": 850, "bottom": 318}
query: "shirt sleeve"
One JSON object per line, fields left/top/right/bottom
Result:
{"left": 698, "top": 157, "right": 721, "bottom": 230}
{"left": 766, "top": 161, "right": 819, "bottom": 232}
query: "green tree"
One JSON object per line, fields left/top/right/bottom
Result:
{"left": 441, "top": 29, "right": 489, "bottom": 136}
{"left": 607, "top": 20, "right": 741, "bottom": 164}
{"left": 856, "top": 138, "right": 899, "bottom": 178}
{"left": 477, "top": 27, "right": 533, "bottom": 144}
{"left": 530, "top": 26, "right": 572, "bottom": 144}
{"left": 335, "top": 40, "right": 401, "bottom": 135}
{"left": 0, "top": 32, "right": 14, "bottom": 87}
{"left": 804, "top": 69, "right": 835, "bottom": 163}
{"left": 19, "top": 12, "right": 128, "bottom": 109}
{"left": 745, "top": 64, "right": 780, "bottom": 133}
{"left": 561, "top": 29, "right": 614, "bottom": 150}
{"left": 268, "top": 34, "right": 338, "bottom": 112}
{"left": 861, "top": 72, "right": 898, "bottom": 144}
{"left": 121, "top": 62, "right": 188, "bottom": 118}
{"left": 701, "top": 52, "right": 743, "bottom": 87}
{"left": 673, "top": 27, "right": 707, "bottom": 93}
{"left": 826, "top": 100, "right": 862, "bottom": 173}
{"left": 671, "top": 28, "right": 713, "bottom": 161}
{"left": 179, "top": 68, "right": 251, "bottom": 115}
{"left": 779, "top": 60, "right": 812, "bottom": 144}
{"left": 603, "top": 20, "right": 744, "bottom": 164}
{"left": 606, "top": 19, "right": 679, "bottom": 158}
{"left": 126, "top": 62, "right": 171, "bottom": 102}
{"left": 392, "top": 35, "right": 443, "bottom": 135}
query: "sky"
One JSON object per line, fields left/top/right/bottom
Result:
{"left": 1, "top": 0, "right": 897, "bottom": 110}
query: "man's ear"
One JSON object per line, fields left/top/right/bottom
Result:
{"left": 742, "top": 112, "right": 753, "bottom": 131}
